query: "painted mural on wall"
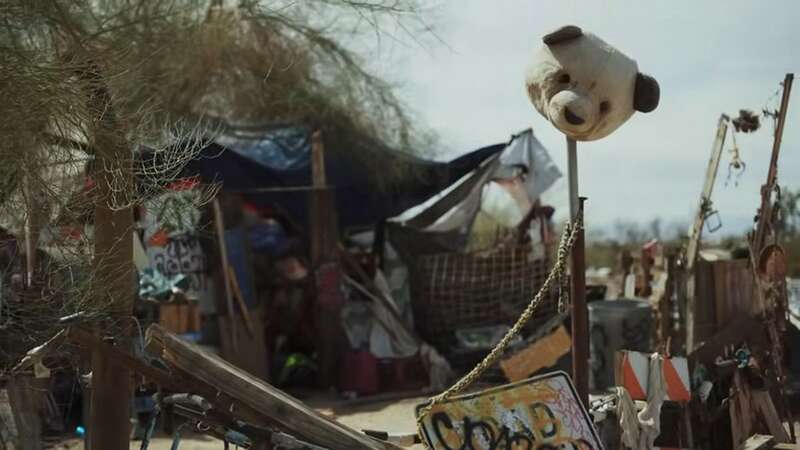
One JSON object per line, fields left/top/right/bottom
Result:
{"left": 141, "top": 178, "right": 215, "bottom": 312}
{"left": 417, "top": 372, "right": 602, "bottom": 450}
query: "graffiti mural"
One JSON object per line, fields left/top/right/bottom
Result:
{"left": 141, "top": 178, "right": 215, "bottom": 312}
{"left": 417, "top": 372, "right": 602, "bottom": 450}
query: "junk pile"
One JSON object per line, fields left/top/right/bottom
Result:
{"left": 584, "top": 74, "right": 799, "bottom": 450}
{"left": 1, "top": 126, "right": 571, "bottom": 449}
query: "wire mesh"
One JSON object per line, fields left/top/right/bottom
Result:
{"left": 409, "top": 241, "right": 557, "bottom": 377}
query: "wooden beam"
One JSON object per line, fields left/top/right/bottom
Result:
{"left": 228, "top": 265, "right": 255, "bottom": 337}
{"left": 67, "top": 328, "right": 177, "bottom": 388}
{"left": 308, "top": 130, "right": 343, "bottom": 388}
{"left": 145, "top": 324, "right": 400, "bottom": 450}
{"left": 685, "top": 115, "right": 728, "bottom": 353}
{"left": 212, "top": 198, "right": 238, "bottom": 351}
{"left": 752, "top": 74, "right": 793, "bottom": 253}
{"left": 309, "top": 130, "right": 338, "bottom": 266}
{"left": 500, "top": 325, "right": 571, "bottom": 382}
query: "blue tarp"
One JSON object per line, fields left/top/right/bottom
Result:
{"left": 175, "top": 129, "right": 504, "bottom": 231}
{"left": 216, "top": 127, "right": 312, "bottom": 171}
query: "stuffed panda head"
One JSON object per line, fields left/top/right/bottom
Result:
{"left": 525, "top": 25, "right": 660, "bottom": 141}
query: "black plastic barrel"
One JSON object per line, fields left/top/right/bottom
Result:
{"left": 588, "top": 299, "right": 651, "bottom": 391}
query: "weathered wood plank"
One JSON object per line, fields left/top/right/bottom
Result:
{"left": 67, "top": 328, "right": 176, "bottom": 388}
{"left": 740, "top": 434, "right": 775, "bottom": 450}
{"left": 500, "top": 325, "right": 570, "bottom": 382}
{"left": 146, "top": 324, "right": 398, "bottom": 450}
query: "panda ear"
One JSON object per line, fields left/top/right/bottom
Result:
{"left": 634, "top": 73, "right": 660, "bottom": 113}
{"left": 543, "top": 25, "right": 583, "bottom": 46}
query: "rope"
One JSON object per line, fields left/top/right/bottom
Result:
{"left": 415, "top": 207, "right": 584, "bottom": 444}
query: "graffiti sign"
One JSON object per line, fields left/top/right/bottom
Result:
{"left": 141, "top": 178, "right": 215, "bottom": 312}
{"left": 417, "top": 372, "right": 602, "bottom": 450}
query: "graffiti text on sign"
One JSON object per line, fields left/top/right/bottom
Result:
{"left": 418, "top": 373, "right": 602, "bottom": 450}
{"left": 429, "top": 403, "right": 595, "bottom": 450}
{"left": 150, "top": 234, "right": 208, "bottom": 293}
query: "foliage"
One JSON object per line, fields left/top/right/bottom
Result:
{"left": 779, "top": 185, "right": 800, "bottom": 235}
{"left": 0, "top": 0, "right": 433, "bottom": 372}
{"left": 779, "top": 185, "right": 800, "bottom": 276}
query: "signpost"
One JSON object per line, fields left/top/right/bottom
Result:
{"left": 416, "top": 372, "right": 602, "bottom": 450}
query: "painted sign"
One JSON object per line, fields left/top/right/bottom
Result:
{"left": 141, "top": 178, "right": 215, "bottom": 313}
{"left": 417, "top": 372, "right": 602, "bottom": 450}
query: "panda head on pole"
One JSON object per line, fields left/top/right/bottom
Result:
{"left": 525, "top": 25, "right": 660, "bottom": 141}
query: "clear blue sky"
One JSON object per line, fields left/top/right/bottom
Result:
{"left": 358, "top": 0, "right": 800, "bottom": 237}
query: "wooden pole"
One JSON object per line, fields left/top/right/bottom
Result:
{"left": 212, "top": 198, "right": 238, "bottom": 352}
{"left": 752, "top": 73, "right": 793, "bottom": 253}
{"left": 309, "top": 130, "right": 343, "bottom": 388}
{"left": 684, "top": 115, "right": 728, "bottom": 353}
{"left": 566, "top": 137, "right": 588, "bottom": 406}
{"left": 749, "top": 73, "right": 795, "bottom": 443}
{"left": 227, "top": 265, "right": 255, "bottom": 337}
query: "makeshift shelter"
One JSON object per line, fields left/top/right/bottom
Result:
{"left": 386, "top": 129, "right": 563, "bottom": 375}
{"left": 131, "top": 127, "right": 511, "bottom": 389}
{"left": 178, "top": 126, "right": 504, "bottom": 232}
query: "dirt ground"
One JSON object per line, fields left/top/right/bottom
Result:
{"left": 61, "top": 394, "right": 429, "bottom": 450}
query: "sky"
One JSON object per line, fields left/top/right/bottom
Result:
{"left": 357, "top": 0, "right": 800, "bottom": 238}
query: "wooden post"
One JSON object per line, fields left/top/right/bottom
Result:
{"left": 748, "top": 73, "right": 795, "bottom": 442}
{"left": 82, "top": 63, "right": 135, "bottom": 450}
{"left": 684, "top": 115, "right": 728, "bottom": 353}
{"left": 752, "top": 73, "right": 793, "bottom": 253}
{"left": 310, "top": 131, "right": 337, "bottom": 264}
{"left": 566, "top": 137, "right": 588, "bottom": 406}
{"left": 212, "top": 198, "right": 238, "bottom": 352}
{"left": 309, "top": 130, "right": 343, "bottom": 388}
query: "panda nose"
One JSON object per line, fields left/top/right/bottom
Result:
{"left": 564, "top": 107, "right": 585, "bottom": 125}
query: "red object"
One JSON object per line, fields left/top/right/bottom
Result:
{"left": 166, "top": 177, "right": 200, "bottom": 192}
{"left": 148, "top": 229, "right": 169, "bottom": 247}
{"left": 378, "top": 357, "right": 426, "bottom": 392}
{"left": 243, "top": 202, "right": 260, "bottom": 215}
{"left": 338, "top": 351, "right": 378, "bottom": 395}
{"left": 315, "top": 263, "right": 344, "bottom": 308}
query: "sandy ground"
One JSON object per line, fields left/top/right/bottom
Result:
{"left": 47, "top": 395, "right": 800, "bottom": 450}
{"left": 60, "top": 394, "right": 429, "bottom": 450}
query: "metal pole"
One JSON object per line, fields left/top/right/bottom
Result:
{"left": 567, "top": 139, "right": 579, "bottom": 218}
{"left": 567, "top": 137, "right": 589, "bottom": 406}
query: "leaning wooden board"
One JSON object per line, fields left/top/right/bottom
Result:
{"left": 146, "top": 324, "right": 399, "bottom": 450}
{"left": 416, "top": 371, "right": 602, "bottom": 450}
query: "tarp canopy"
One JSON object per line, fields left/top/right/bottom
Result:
{"left": 169, "top": 127, "right": 504, "bottom": 231}
{"left": 387, "top": 129, "right": 561, "bottom": 256}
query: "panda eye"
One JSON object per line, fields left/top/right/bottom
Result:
{"left": 600, "top": 101, "right": 611, "bottom": 113}
{"left": 558, "top": 73, "right": 571, "bottom": 84}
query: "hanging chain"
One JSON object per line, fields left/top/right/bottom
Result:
{"left": 725, "top": 127, "right": 746, "bottom": 187}
{"left": 415, "top": 207, "right": 584, "bottom": 444}
{"left": 557, "top": 220, "right": 575, "bottom": 314}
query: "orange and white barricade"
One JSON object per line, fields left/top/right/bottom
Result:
{"left": 615, "top": 350, "right": 691, "bottom": 403}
